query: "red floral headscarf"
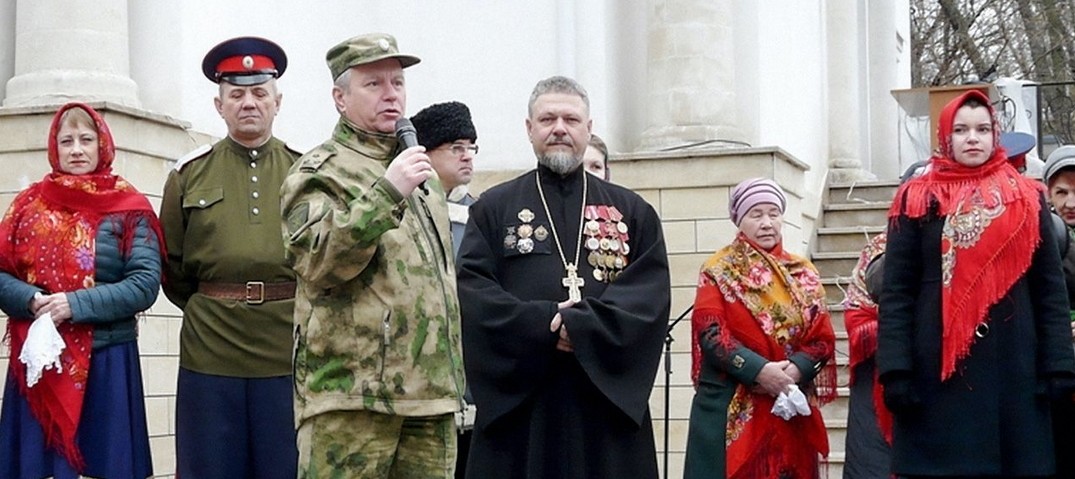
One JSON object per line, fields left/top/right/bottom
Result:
{"left": 0, "top": 102, "right": 165, "bottom": 470}
{"left": 888, "top": 90, "right": 1043, "bottom": 380}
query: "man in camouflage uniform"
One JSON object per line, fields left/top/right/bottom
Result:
{"left": 160, "top": 37, "right": 299, "bottom": 479}
{"left": 280, "top": 33, "right": 464, "bottom": 479}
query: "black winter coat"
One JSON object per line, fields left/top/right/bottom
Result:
{"left": 877, "top": 198, "right": 1075, "bottom": 476}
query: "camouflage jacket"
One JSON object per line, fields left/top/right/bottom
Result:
{"left": 280, "top": 117, "right": 464, "bottom": 422}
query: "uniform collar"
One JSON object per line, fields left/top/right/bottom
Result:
{"left": 224, "top": 136, "right": 280, "bottom": 161}
{"left": 333, "top": 117, "right": 400, "bottom": 162}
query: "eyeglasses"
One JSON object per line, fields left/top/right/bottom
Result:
{"left": 439, "top": 144, "right": 479, "bottom": 156}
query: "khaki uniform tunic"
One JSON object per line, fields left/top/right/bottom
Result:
{"left": 160, "top": 136, "right": 298, "bottom": 377}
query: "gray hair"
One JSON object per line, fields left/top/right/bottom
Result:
{"left": 333, "top": 69, "right": 352, "bottom": 91}
{"left": 527, "top": 76, "right": 589, "bottom": 117}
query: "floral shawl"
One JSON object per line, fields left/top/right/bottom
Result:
{"left": 0, "top": 103, "right": 164, "bottom": 470}
{"left": 842, "top": 231, "right": 893, "bottom": 444}
{"left": 888, "top": 90, "right": 1043, "bottom": 380}
{"left": 690, "top": 233, "right": 836, "bottom": 479}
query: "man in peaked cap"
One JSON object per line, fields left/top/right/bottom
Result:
{"left": 280, "top": 33, "right": 464, "bottom": 478}
{"left": 160, "top": 36, "right": 300, "bottom": 479}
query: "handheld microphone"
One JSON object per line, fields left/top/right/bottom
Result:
{"left": 394, "top": 118, "right": 428, "bottom": 194}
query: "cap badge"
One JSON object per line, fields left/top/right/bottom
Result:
{"left": 242, "top": 55, "right": 255, "bottom": 70}
{"left": 377, "top": 38, "right": 391, "bottom": 51}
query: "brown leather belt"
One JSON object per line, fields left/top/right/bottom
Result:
{"left": 198, "top": 281, "right": 296, "bottom": 305}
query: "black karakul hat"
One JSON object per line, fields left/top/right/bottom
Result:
{"left": 410, "top": 101, "right": 477, "bottom": 150}
{"left": 202, "top": 36, "right": 287, "bottom": 86}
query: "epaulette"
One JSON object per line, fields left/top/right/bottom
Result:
{"left": 298, "top": 144, "right": 336, "bottom": 172}
{"left": 174, "top": 144, "right": 213, "bottom": 171}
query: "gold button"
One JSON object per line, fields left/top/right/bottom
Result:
{"left": 251, "top": 176, "right": 258, "bottom": 183}
{"left": 198, "top": 199, "right": 206, "bottom": 206}
{"left": 252, "top": 191, "right": 260, "bottom": 199}
{"left": 252, "top": 208, "right": 260, "bottom": 215}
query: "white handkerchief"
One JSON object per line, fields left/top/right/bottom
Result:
{"left": 18, "top": 312, "right": 65, "bottom": 387}
{"left": 770, "top": 384, "right": 812, "bottom": 420}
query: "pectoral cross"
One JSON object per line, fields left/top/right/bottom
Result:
{"left": 562, "top": 262, "right": 585, "bottom": 302}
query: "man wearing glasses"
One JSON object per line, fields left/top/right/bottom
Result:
{"left": 410, "top": 100, "right": 479, "bottom": 478}
{"left": 411, "top": 101, "right": 479, "bottom": 254}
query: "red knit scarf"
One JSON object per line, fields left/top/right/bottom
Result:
{"left": 0, "top": 103, "right": 164, "bottom": 471}
{"left": 691, "top": 234, "right": 837, "bottom": 479}
{"left": 888, "top": 90, "right": 1042, "bottom": 381}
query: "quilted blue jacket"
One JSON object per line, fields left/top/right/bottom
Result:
{"left": 0, "top": 214, "right": 161, "bottom": 350}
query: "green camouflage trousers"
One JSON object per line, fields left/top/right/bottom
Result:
{"left": 297, "top": 410, "right": 456, "bottom": 479}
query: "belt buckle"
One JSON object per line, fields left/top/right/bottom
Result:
{"left": 245, "top": 281, "right": 265, "bottom": 305}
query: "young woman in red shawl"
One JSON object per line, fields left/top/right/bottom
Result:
{"left": 877, "top": 90, "right": 1075, "bottom": 478}
{"left": 0, "top": 103, "right": 165, "bottom": 479}
{"left": 684, "top": 178, "right": 836, "bottom": 479}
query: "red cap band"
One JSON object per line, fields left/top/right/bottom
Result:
{"left": 216, "top": 54, "right": 276, "bottom": 75}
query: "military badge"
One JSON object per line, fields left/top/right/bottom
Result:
{"left": 581, "top": 204, "right": 632, "bottom": 284}
{"left": 517, "top": 208, "right": 535, "bottom": 223}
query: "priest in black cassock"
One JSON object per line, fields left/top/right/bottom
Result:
{"left": 456, "top": 75, "right": 671, "bottom": 479}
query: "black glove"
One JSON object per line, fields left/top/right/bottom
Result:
{"left": 881, "top": 372, "right": 921, "bottom": 415}
{"left": 1048, "top": 374, "right": 1075, "bottom": 403}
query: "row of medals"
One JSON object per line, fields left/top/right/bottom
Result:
{"left": 504, "top": 208, "right": 631, "bottom": 283}
{"left": 585, "top": 215, "right": 630, "bottom": 283}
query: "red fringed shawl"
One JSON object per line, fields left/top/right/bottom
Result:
{"left": 690, "top": 234, "right": 837, "bottom": 479}
{"left": 842, "top": 232, "right": 893, "bottom": 444}
{"left": 0, "top": 103, "right": 165, "bottom": 471}
{"left": 888, "top": 90, "right": 1043, "bottom": 381}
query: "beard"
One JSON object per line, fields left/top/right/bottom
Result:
{"left": 538, "top": 150, "right": 581, "bottom": 175}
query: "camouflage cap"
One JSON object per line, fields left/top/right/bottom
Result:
{"left": 326, "top": 33, "right": 420, "bottom": 80}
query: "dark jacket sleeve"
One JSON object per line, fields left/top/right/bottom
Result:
{"left": 697, "top": 321, "right": 767, "bottom": 385}
{"left": 877, "top": 213, "right": 922, "bottom": 381}
{"left": 68, "top": 215, "right": 162, "bottom": 324}
{"left": 0, "top": 271, "right": 44, "bottom": 319}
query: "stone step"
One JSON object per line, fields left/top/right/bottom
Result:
{"left": 821, "top": 275, "right": 854, "bottom": 305}
{"left": 820, "top": 202, "right": 891, "bottom": 228}
{"left": 827, "top": 181, "right": 899, "bottom": 204}
{"left": 815, "top": 225, "right": 886, "bottom": 254}
{"left": 830, "top": 305, "right": 846, "bottom": 335}
{"left": 813, "top": 252, "right": 860, "bottom": 281}
{"left": 820, "top": 451, "right": 846, "bottom": 478}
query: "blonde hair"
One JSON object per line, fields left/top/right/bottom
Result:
{"left": 58, "top": 107, "right": 96, "bottom": 132}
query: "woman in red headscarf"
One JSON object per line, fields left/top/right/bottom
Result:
{"left": 877, "top": 90, "right": 1075, "bottom": 477}
{"left": 0, "top": 103, "right": 164, "bottom": 479}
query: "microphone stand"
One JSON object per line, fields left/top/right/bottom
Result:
{"left": 663, "top": 304, "right": 693, "bottom": 479}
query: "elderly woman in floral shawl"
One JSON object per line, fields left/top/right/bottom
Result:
{"left": 684, "top": 178, "right": 836, "bottom": 479}
{"left": 0, "top": 103, "right": 164, "bottom": 479}
{"left": 877, "top": 89, "right": 1075, "bottom": 477}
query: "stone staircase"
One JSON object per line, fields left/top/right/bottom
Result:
{"left": 813, "top": 179, "right": 899, "bottom": 477}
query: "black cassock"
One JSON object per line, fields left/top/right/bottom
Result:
{"left": 457, "top": 165, "right": 670, "bottom": 479}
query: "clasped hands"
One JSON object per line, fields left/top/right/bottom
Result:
{"left": 29, "top": 292, "right": 72, "bottom": 326}
{"left": 753, "top": 360, "right": 803, "bottom": 397}
{"left": 549, "top": 299, "right": 577, "bottom": 352}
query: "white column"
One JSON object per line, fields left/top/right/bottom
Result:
{"left": 4, "top": 0, "right": 140, "bottom": 107}
{"left": 638, "top": 0, "right": 744, "bottom": 151}
{"left": 827, "top": 0, "right": 874, "bottom": 182}
{"left": 866, "top": 0, "right": 905, "bottom": 180}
